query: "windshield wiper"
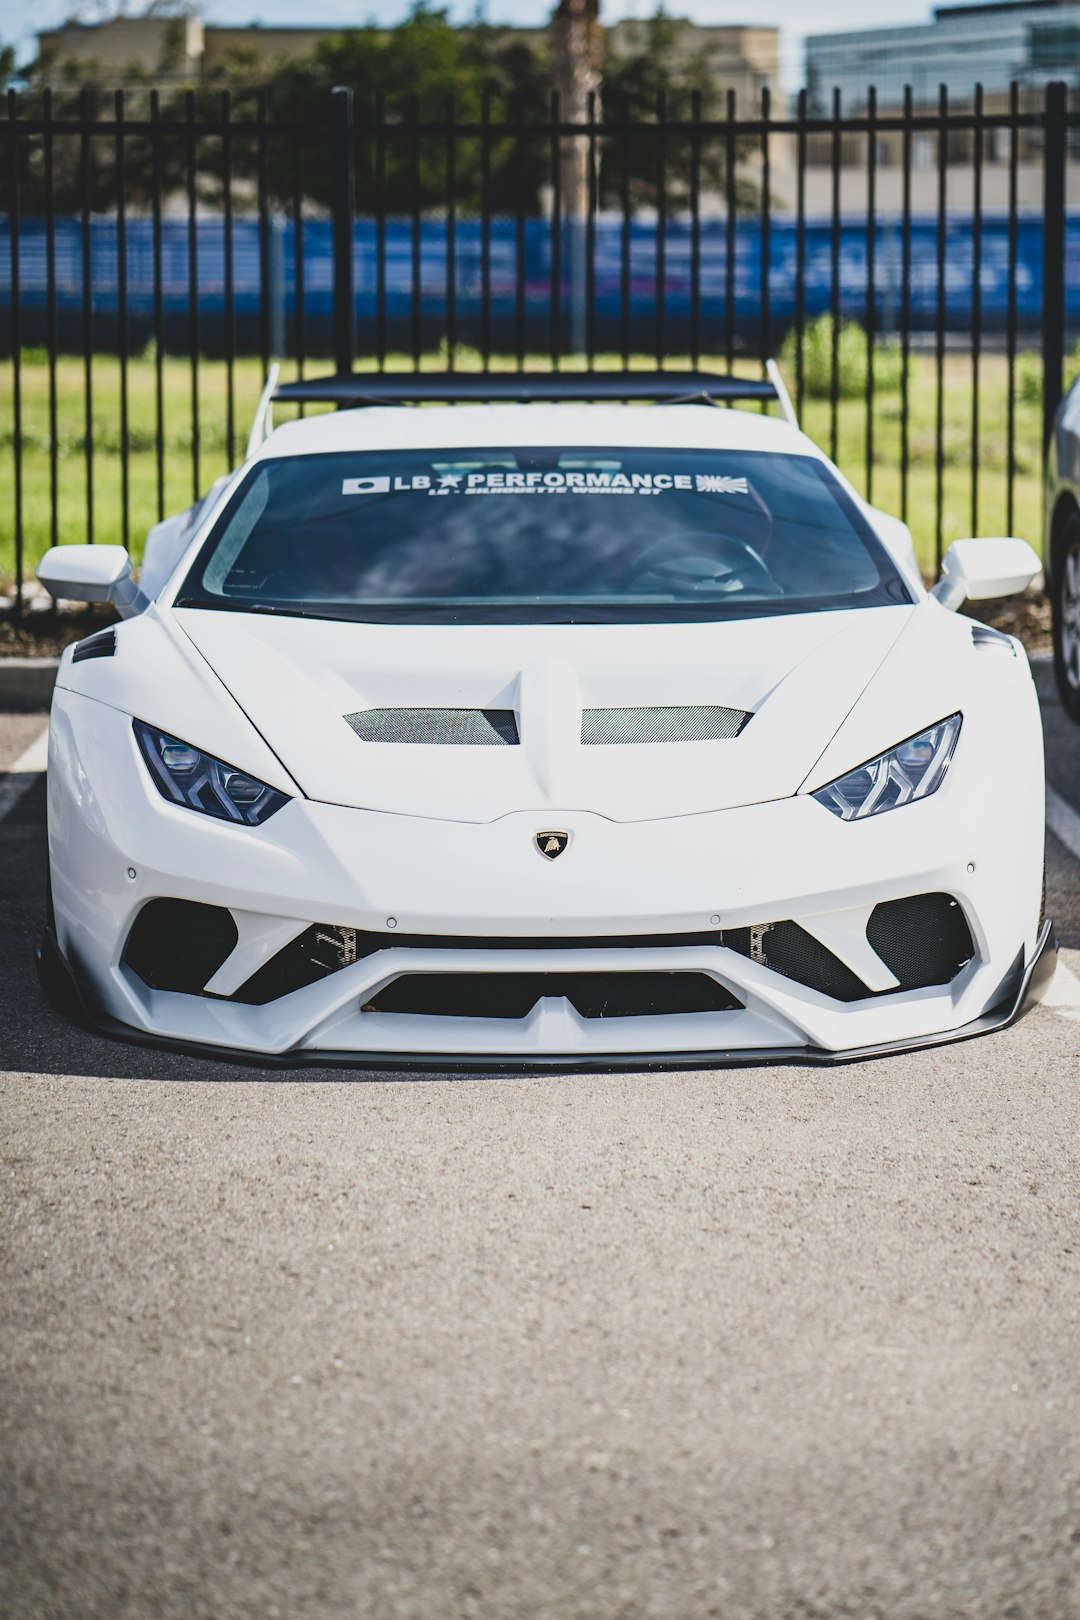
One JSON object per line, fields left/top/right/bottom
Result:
{"left": 173, "top": 597, "right": 333, "bottom": 621}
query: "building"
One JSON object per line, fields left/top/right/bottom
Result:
{"left": 35, "top": 15, "right": 206, "bottom": 87}
{"left": 805, "top": 0, "right": 1080, "bottom": 113}
{"left": 800, "top": 1, "right": 1080, "bottom": 214}
{"left": 602, "top": 20, "right": 780, "bottom": 112}
{"left": 34, "top": 14, "right": 781, "bottom": 114}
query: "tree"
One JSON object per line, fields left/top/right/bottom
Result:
{"left": 600, "top": 11, "right": 757, "bottom": 212}
{"left": 1, "top": 41, "right": 21, "bottom": 89}
{"left": 205, "top": 2, "right": 549, "bottom": 214}
{"left": 4, "top": 4, "right": 755, "bottom": 218}
{"left": 551, "top": 0, "right": 601, "bottom": 217}
{"left": 57, "top": 0, "right": 194, "bottom": 18}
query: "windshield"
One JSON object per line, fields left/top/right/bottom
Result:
{"left": 176, "top": 447, "right": 912, "bottom": 625}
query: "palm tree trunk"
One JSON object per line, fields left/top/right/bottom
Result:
{"left": 551, "top": 0, "right": 600, "bottom": 352}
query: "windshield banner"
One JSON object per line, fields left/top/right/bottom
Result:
{"left": 343, "top": 471, "right": 751, "bottom": 497}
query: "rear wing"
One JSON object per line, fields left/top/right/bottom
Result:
{"left": 248, "top": 361, "right": 798, "bottom": 454}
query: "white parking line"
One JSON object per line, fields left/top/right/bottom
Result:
{"left": 1047, "top": 786, "right": 1080, "bottom": 865}
{"left": 1042, "top": 959, "right": 1080, "bottom": 1022}
{"left": 1041, "top": 787, "right": 1080, "bottom": 1021}
{"left": 0, "top": 726, "right": 49, "bottom": 823}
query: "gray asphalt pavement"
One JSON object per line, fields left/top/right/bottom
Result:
{"left": 2, "top": 701, "right": 1079, "bottom": 1620}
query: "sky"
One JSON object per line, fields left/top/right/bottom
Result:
{"left": 1, "top": 0, "right": 937, "bottom": 88}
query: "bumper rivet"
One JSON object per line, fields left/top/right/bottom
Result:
{"left": 386, "top": 917, "right": 398, "bottom": 929}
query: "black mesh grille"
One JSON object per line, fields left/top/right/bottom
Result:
{"left": 216, "top": 901, "right": 976, "bottom": 1012}
{"left": 725, "top": 922, "right": 869, "bottom": 1003}
{"left": 139, "top": 899, "right": 973, "bottom": 1010}
{"left": 123, "top": 899, "right": 238, "bottom": 994}
{"left": 867, "top": 894, "right": 975, "bottom": 990}
{"left": 581, "top": 705, "right": 750, "bottom": 745}
{"left": 345, "top": 708, "right": 519, "bottom": 745}
{"left": 232, "top": 927, "right": 733, "bottom": 1005}
{"left": 232, "top": 926, "right": 358, "bottom": 1005}
{"left": 365, "top": 971, "right": 741, "bottom": 1020}
{"left": 71, "top": 627, "right": 117, "bottom": 663}
{"left": 724, "top": 895, "right": 976, "bottom": 1002}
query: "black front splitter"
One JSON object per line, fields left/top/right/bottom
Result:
{"left": 35, "top": 919, "right": 1058, "bottom": 1076}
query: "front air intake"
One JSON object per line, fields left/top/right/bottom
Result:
{"left": 866, "top": 894, "right": 975, "bottom": 989}
{"left": 365, "top": 971, "right": 742, "bottom": 1020}
{"left": 581, "top": 706, "right": 750, "bottom": 745}
{"left": 123, "top": 899, "right": 238, "bottom": 994}
{"left": 345, "top": 708, "right": 519, "bottom": 746}
{"left": 725, "top": 921, "right": 869, "bottom": 1002}
{"left": 725, "top": 894, "right": 976, "bottom": 1002}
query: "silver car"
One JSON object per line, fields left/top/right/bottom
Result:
{"left": 1047, "top": 373, "right": 1080, "bottom": 722}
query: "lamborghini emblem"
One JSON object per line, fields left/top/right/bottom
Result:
{"left": 535, "top": 830, "right": 570, "bottom": 861}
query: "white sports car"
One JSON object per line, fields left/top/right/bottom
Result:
{"left": 36, "top": 369, "right": 1055, "bottom": 1068}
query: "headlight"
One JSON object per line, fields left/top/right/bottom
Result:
{"left": 134, "top": 720, "right": 289, "bottom": 825}
{"left": 811, "top": 714, "right": 962, "bottom": 821}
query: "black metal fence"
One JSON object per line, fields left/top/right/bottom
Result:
{"left": 2, "top": 80, "right": 1079, "bottom": 614}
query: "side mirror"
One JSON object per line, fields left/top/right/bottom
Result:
{"left": 931, "top": 537, "right": 1042, "bottom": 612}
{"left": 36, "top": 545, "right": 148, "bottom": 619}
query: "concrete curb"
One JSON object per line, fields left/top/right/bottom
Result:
{"left": 0, "top": 658, "right": 60, "bottom": 711}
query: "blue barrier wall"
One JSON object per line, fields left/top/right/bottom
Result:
{"left": 2, "top": 213, "right": 1078, "bottom": 356}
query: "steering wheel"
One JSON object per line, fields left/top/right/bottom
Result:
{"left": 622, "top": 530, "right": 781, "bottom": 597}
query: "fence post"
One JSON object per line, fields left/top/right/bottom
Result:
{"left": 269, "top": 212, "right": 286, "bottom": 359}
{"left": 331, "top": 86, "right": 356, "bottom": 377}
{"left": 1042, "top": 79, "right": 1067, "bottom": 457}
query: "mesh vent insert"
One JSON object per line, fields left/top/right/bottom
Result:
{"left": 366, "top": 972, "right": 742, "bottom": 1020}
{"left": 867, "top": 894, "right": 975, "bottom": 990}
{"left": 725, "top": 922, "right": 869, "bottom": 1003}
{"left": 124, "top": 899, "right": 238, "bottom": 995}
{"left": 725, "top": 894, "right": 976, "bottom": 1002}
{"left": 345, "top": 708, "right": 519, "bottom": 746}
{"left": 581, "top": 706, "right": 750, "bottom": 745}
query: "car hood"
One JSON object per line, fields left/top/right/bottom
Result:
{"left": 172, "top": 606, "right": 914, "bottom": 823}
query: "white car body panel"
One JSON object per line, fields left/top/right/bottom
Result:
{"left": 43, "top": 397, "right": 1048, "bottom": 1064}
{"left": 803, "top": 600, "right": 1026, "bottom": 788}
{"left": 55, "top": 606, "right": 299, "bottom": 797}
{"left": 169, "top": 607, "right": 912, "bottom": 821}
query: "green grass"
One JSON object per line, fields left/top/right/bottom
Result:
{"left": 0, "top": 344, "right": 1049, "bottom": 586}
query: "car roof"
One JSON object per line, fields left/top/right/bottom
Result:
{"left": 258, "top": 402, "right": 820, "bottom": 462}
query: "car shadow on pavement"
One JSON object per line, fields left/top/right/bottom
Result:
{"left": 1046, "top": 834, "right": 1080, "bottom": 954}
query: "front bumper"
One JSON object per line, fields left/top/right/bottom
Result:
{"left": 46, "top": 687, "right": 1050, "bottom": 1067}
{"left": 39, "top": 919, "right": 1057, "bottom": 1071}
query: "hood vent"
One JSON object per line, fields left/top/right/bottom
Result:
{"left": 581, "top": 705, "right": 750, "bottom": 745}
{"left": 970, "top": 623, "right": 1015, "bottom": 655}
{"left": 72, "top": 627, "right": 117, "bottom": 663}
{"left": 345, "top": 707, "right": 520, "bottom": 746}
